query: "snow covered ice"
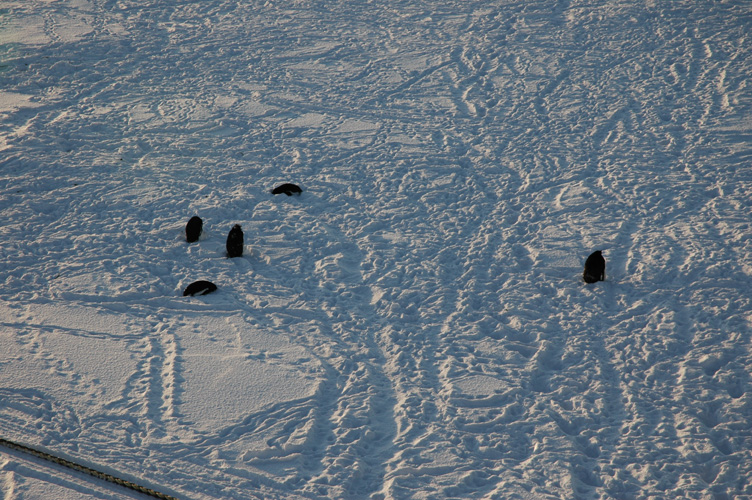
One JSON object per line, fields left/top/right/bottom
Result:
{"left": 1, "top": 0, "right": 751, "bottom": 499}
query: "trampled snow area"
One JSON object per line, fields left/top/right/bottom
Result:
{"left": 1, "top": 0, "right": 751, "bottom": 498}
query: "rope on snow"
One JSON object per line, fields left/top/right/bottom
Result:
{"left": 0, "top": 437, "right": 179, "bottom": 500}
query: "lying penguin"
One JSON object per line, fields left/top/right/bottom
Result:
{"left": 270, "top": 183, "right": 303, "bottom": 196}
{"left": 183, "top": 280, "right": 217, "bottom": 296}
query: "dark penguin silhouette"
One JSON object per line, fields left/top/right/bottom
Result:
{"left": 226, "top": 224, "right": 244, "bottom": 258}
{"left": 583, "top": 250, "right": 606, "bottom": 283}
{"left": 185, "top": 216, "right": 203, "bottom": 243}
{"left": 183, "top": 280, "right": 217, "bottom": 296}
{"left": 270, "top": 183, "right": 303, "bottom": 196}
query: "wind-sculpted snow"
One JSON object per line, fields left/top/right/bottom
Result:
{"left": 1, "top": 0, "right": 751, "bottom": 499}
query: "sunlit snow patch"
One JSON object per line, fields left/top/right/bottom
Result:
{"left": 0, "top": 92, "right": 42, "bottom": 112}
{"left": 173, "top": 314, "right": 322, "bottom": 431}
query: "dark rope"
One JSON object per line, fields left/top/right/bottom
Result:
{"left": 0, "top": 437, "right": 179, "bottom": 500}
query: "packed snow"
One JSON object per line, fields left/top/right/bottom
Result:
{"left": 1, "top": 0, "right": 751, "bottom": 499}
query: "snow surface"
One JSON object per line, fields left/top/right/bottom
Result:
{"left": 1, "top": 0, "right": 752, "bottom": 499}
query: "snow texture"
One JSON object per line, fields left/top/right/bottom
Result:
{"left": 1, "top": 0, "right": 752, "bottom": 499}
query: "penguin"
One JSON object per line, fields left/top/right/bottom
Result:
{"left": 270, "top": 183, "right": 303, "bottom": 196}
{"left": 226, "top": 224, "right": 244, "bottom": 258}
{"left": 583, "top": 250, "right": 606, "bottom": 283}
{"left": 183, "top": 280, "right": 217, "bottom": 296}
{"left": 185, "top": 216, "right": 203, "bottom": 243}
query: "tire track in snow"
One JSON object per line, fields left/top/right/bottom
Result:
{"left": 359, "top": 155, "right": 506, "bottom": 495}
{"left": 297, "top": 228, "right": 398, "bottom": 499}
{"left": 217, "top": 196, "right": 400, "bottom": 498}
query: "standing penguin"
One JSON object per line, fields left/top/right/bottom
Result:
{"left": 226, "top": 224, "right": 244, "bottom": 258}
{"left": 185, "top": 216, "right": 203, "bottom": 243}
{"left": 583, "top": 250, "right": 606, "bottom": 283}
